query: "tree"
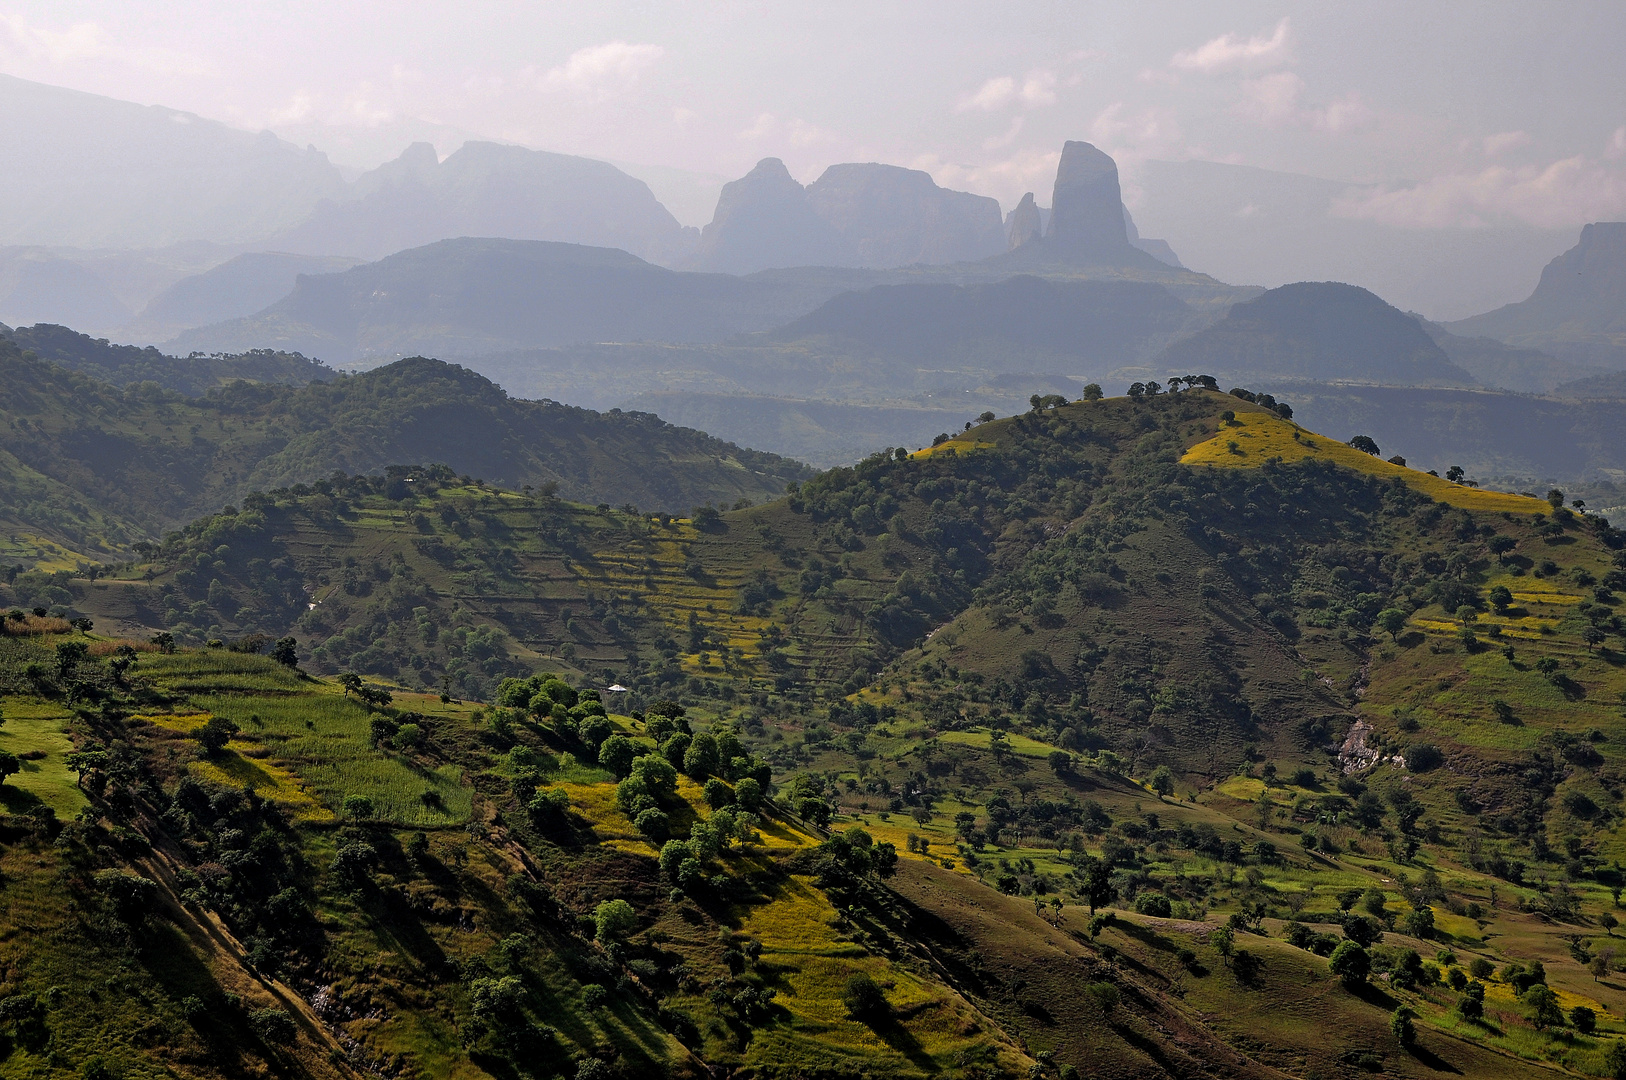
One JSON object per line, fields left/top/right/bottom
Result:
{"left": 1212, "top": 925, "right": 1235, "bottom": 965}
{"left": 593, "top": 898, "right": 637, "bottom": 942}
{"left": 195, "top": 715, "right": 240, "bottom": 755}
{"left": 683, "top": 732, "right": 720, "bottom": 779}
{"left": 1048, "top": 750, "right": 1073, "bottom": 775}
{"left": 1391, "top": 1006, "right": 1416, "bottom": 1048}
{"left": 1376, "top": 608, "right": 1408, "bottom": 641}
{"left": 1523, "top": 983, "right": 1563, "bottom": 1030}
{"left": 1082, "top": 383, "right": 1103, "bottom": 401}
{"left": 1572, "top": 1005, "right": 1598, "bottom": 1034}
{"left": 0, "top": 749, "right": 19, "bottom": 787}
{"left": 842, "top": 973, "right": 888, "bottom": 1021}
{"left": 1149, "top": 765, "right": 1175, "bottom": 797}
{"left": 342, "top": 794, "right": 375, "bottom": 819}
{"left": 1488, "top": 585, "right": 1513, "bottom": 612}
{"left": 339, "top": 672, "right": 363, "bottom": 697}
{"left": 1547, "top": 489, "right": 1566, "bottom": 510}
{"left": 1446, "top": 466, "right": 1466, "bottom": 483}
{"left": 1488, "top": 536, "right": 1517, "bottom": 563}
{"left": 1329, "top": 940, "right": 1370, "bottom": 986}
{"left": 733, "top": 776, "right": 764, "bottom": 811}
{"left": 1348, "top": 435, "right": 1381, "bottom": 456}
{"left": 598, "top": 734, "right": 637, "bottom": 778}
{"left": 1403, "top": 904, "right": 1435, "bottom": 939}
{"left": 1074, "top": 855, "right": 1115, "bottom": 913}
{"left": 1606, "top": 1039, "right": 1626, "bottom": 1080}
{"left": 270, "top": 636, "right": 299, "bottom": 668}
{"left": 1592, "top": 954, "right": 1611, "bottom": 981}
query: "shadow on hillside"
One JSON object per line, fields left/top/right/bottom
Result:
{"left": 1407, "top": 1042, "right": 1464, "bottom": 1074}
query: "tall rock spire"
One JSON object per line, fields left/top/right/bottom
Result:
{"left": 1045, "top": 140, "right": 1134, "bottom": 260}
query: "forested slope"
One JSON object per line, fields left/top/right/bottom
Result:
{"left": 6, "top": 388, "right": 1626, "bottom": 1078}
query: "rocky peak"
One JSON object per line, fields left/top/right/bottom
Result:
{"left": 1007, "top": 193, "right": 1043, "bottom": 250}
{"left": 695, "top": 158, "right": 852, "bottom": 274}
{"left": 1045, "top": 140, "right": 1134, "bottom": 258}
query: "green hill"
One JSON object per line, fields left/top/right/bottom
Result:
{"left": 7, "top": 387, "right": 1626, "bottom": 1079}
{"left": 0, "top": 340, "right": 812, "bottom": 563}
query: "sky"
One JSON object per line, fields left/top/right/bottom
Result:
{"left": 1, "top": 0, "right": 1624, "bottom": 229}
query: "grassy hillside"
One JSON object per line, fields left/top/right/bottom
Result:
{"left": 10, "top": 386, "right": 1626, "bottom": 1077}
{"left": 0, "top": 342, "right": 812, "bottom": 562}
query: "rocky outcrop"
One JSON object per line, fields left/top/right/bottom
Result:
{"left": 693, "top": 158, "right": 853, "bottom": 274}
{"left": 1007, "top": 193, "right": 1044, "bottom": 251}
{"left": 1448, "top": 222, "right": 1626, "bottom": 367}
{"left": 805, "top": 163, "right": 1004, "bottom": 267}
{"left": 1045, "top": 141, "right": 1136, "bottom": 260}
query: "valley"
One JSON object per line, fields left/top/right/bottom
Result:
{"left": 8, "top": 386, "right": 1626, "bottom": 1078}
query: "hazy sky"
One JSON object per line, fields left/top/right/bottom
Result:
{"left": 3, "top": 1, "right": 1624, "bottom": 227}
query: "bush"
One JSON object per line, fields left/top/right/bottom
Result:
{"left": 842, "top": 973, "right": 888, "bottom": 1021}
{"left": 1084, "top": 980, "right": 1121, "bottom": 1014}
{"left": 1572, "top": 1005, "right": 1597, "bottom": 1034}
{"left": 342, "top": 794, "right": 374, "bottom": 820}
{"left": 1329, "top": 941, "right": 1370, "bottom": 986}
{"left": 593, "top": 899, "right": 637, "bottom": 942}
{"left": 1405, "top": 743, "right": 1444, "bottom": 772}
{"left": 247, "top": 1006, "right": 296, "bottom": 1043}
{"left": 1134, "top": 892, "right": 1172, "bottom": 917}
{"left": 634, "top": 808, "right": 670, "bottom": 839}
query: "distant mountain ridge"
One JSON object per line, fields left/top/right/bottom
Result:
{"left": 1448, "top": 221, "right": 1626, "bottom": 368}
{"left": 167, "top": 238, "right": 906, "bottom": 363}
{"left": 1155, "top": 281, "right": 1478, "bottom": 387}
{"left": 0, "top": 73, "right": 345, "bottom": 250}
{"left": 269, "top": 140, "right": 690, "bottom": 263}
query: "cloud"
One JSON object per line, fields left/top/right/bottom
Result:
{"left": 534, "top": 40, "right": 664, "bottom": 99}
{"left": 787, "top": 118, "right": 837, "bottom": 148}
{"left": 738, "top": 113, "right": 777, "bottom": 140}
{"left": 983, "top": 116, "right": 1024, "bottom": 151}
{"left": 1482, "top": 130, "right": 1531, "bottom": 157}
{"left": 1607, "top": 126, "right": 1626, "bottom": 161}
{"left": 1090, "top": 103, "right": 1184, "bottom": 154}
{"left": 1236, "top": 74, "right": 1371, "bottom": 132}
{"left": 0, "top": 13, "right": 211, "bottom": 75}
{"left": 909, "top": 149, "right": 1062, "bottom": 207}
{"left": 1332, "top": 155, "right": 1626, "bottom": 229}
{"left": 1171, "top": 18, "right": 1290, "bottom": 72}
{"left": 956, "top": 70, "right": 1056, "bottom": 112}
{"left": 1237, "top": 71, "right": 1303, "bottom": 125}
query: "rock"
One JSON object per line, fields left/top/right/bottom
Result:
{"left": 805, "top": 163, "right": 1005, "bottom": 267}
{"left": 1123, "top": 206, "right": 1185, "bottom": 268}
{"left": 1045, "top": 140, "right": 1136, "bottom": 260}
{"left": 693, "top": 158, "right": 852, "bottom": 274}
{"left": 1007, "top": 193, "right": 1044, "bottom": 251}
{"left": 1448, "top": 221, "right": 1626, "bottom": 367}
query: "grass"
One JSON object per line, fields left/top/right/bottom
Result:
{"left": 0, "top": 700, "right": 87, "bottom": 817}
{"left": 1181, "top": 411, "right": 1550, "bottom": 514}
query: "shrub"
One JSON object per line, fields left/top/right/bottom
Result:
{"left": 634, "top": 808, "right": 670, "bottom": 840}
{"left": 342, "top": 794, "right": 375, "bottom": 820}
{"left": 842, "top": 973, "right": 888, "bottom": 1020}
{"left": 1572, "top": 1005, "right": 1597, "bottom": 1034}
{"left": 1329, "top": 941, "right": 1370, "bottom": 986}
{"left": 593, "top": 899, "right": 637, "bottom": 942}
{"left": 1468, "top": 957, "right": 1494, "bottom": 980}
{"left": 1406, "top": 743, "right": 1443, "bottom": 772}
{"left": 1134, "top": 892, "right": 1172, "bottom": 917}
{"left": 1084, "top": 981, "right": 1121, "bottom": 1014}
{"left": 247, "top": 1006, "right": 296, "bottom": 1043}
{"left": 733, "top": 776, "right": 764, "bottom": 811}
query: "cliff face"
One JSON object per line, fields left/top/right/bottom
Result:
{"left": 692, "top": 158, "right": 854, "bottom": 274}
{"left": 1006, "top": 193, "right": 1044, "bottom": 250}
{"left": 1448, "top": 222, "right": 1626, "bottom": 366}
{"left": 1045, "top": 140, "right": 1137, "bottom": 260}
{"left": 805, "top": 163, "right": 1005, "bottom": 267}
